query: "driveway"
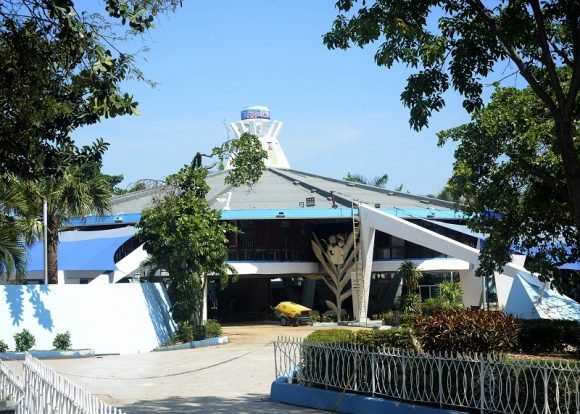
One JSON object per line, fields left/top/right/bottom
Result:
{"left": 12, "top": 323, "right": 356, "bottom": 413}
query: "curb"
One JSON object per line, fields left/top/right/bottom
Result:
{"left": 154, "top": 336, "right": 229, "bottom": 352}
{"left": 0, "top": 349, "right": 95, "bottom": 360}
{"left": 270, "top": 377, "right": 467, "bottom": 414}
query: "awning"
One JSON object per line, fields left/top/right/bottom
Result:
{"left": 27, "top": 227, "right": 136, "bottom": 271}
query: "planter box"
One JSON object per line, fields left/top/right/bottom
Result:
{"left": 0, "top": 349, "right": 94, "bottom": 360}
{"left": 154, "top": 336, "right": 229, "bottom": 352}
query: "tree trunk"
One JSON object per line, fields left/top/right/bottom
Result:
{"left": 557, "top": 117, "right": 580, "bottom": 236}
{"left": 47, "top": 218, "right": 59, "bottom": 284}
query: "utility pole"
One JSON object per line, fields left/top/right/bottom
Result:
{"left": 43, "top": 199, "right": 48, "bottom": 285}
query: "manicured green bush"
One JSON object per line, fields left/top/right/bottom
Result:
{"left": 305, "top": 328, "right": 414, "bottom": 350}
{"left": 52, "top": 331, "right": 72, "bottom": 350}
{"left": 517, "top": 319, "right": 579, "bottom": 354}
{"left": 305, "top": 329, "right": 355, "bottom": 345}
{"left": 421, "top": 297, "right": 456, "bottom": 315}
{"left": 14, "top": 329, "right": 35, "bottom": 352}
{"left": 0, "top": 339, "right": 8, "bottom": 353}
{"left": 413, "top": 310, "right": 519, "bottom": 354}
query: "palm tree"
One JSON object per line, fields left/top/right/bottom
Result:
{"left": 15, "top": 165, "right": 111, "bottom": 283}
{"left": 344, "top": 172, "right": 389, "bottom": 188}
{"left": 397, "top": 260, "right": 423, "bottom": 295}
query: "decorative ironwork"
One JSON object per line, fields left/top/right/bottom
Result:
{"left": 274, "top": 337, "right": 580, "bottom": 414}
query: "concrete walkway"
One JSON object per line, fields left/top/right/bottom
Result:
{"left": 8, "top": 323, "right": 344, "bottom": 413}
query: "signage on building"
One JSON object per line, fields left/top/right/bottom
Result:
{"left": 241, "top": 107, "right": 270, "bottom": 120}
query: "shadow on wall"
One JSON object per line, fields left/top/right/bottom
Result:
{"left": 140, "top": 283, "right": 175, "bottom": 344}
{"left": 4, "top": 285, "right": 53, "bottom": 330}
{"left": 6, "top": 285, "right": 24, "bottom": 326}
{"left": 27, "top": 284, "right": 53, "bottom": 331}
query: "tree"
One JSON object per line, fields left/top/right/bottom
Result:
{"left": 135, "top": 134, "right": 266, "bottom": 323}
{"left": 13, "top": 164, "right": 111, "bottom": 284}
{"left": 344, "top": 172, "right": 389, "bottom": 188}
{"left": 324, "top": 1, "right": 580, "bottom": 233}
{"left": 0, "top": 179, "right": 39, "bottom": 282}
{"left": 439, "top": 83, "right": 578, "bottom": 282}
{"left": 396, "top": 260, "right": 423, "bottom": 314}
{"left": 0, "top": 1, "right": 180, "bottom": 179}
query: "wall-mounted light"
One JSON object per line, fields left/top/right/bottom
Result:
{"left": 276, "top": 211, "right": 285, "bottom": 218}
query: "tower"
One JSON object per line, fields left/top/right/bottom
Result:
{"left": 226, "top": 106, "right": 291, "bottom": 169}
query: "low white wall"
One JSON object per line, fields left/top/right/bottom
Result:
{"left": 0, "top": 283, "right": 175, "bottom": 355}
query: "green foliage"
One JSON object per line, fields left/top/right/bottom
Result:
{"left": 305, "top": 328, "right": 414, "bottom": 350}
{"left": 0, "top": 1, "right": 181, "bottom": 179}
{"left": 397, "top": 293, "right": 422, "bottom": 315}
{"left": 175, "top": 321, "right": 195, "bottom": 344}
{"left": 14, "top": 329, "right": 35, "bottom": 352}
{"left": 414, "top": 310, "right": 519, "bottom": 354}
{"left": 196, "top": 320, "right": 222, "bottom": 340}
{"left": 517, "top": 319, "right": 580, "bottom": 355}
{"left": 52, "top": 331, "right": 72, "bottom": 350}
{"left": 421, "top": 297, "right": 456, "bottom": 315}
{"left": 214, "top": 133, "right": 267, "bottom": 187}
{"left": 397, "top": 261, "right": 422, "bottom": 295}
{"left": 0, "top": 339, "right": 8, "bottom": 352}
{"left": 343, "top": 172, "right": 389, "bottom": 188}
{"left": 382, "top": 311, "right": 415, "bottom": 327}
{"left": 439, "top": 281, "right": 463, "bottom": 305}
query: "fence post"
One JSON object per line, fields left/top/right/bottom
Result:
{"left": 324, "top": 346, "right": 329, "bottom": 389}
{"left": 480, "top": 358, "right": 485, "bottom": 414}
{"left": 437, "top": 356, "right": 443, "bottom": 408}
{"left": 273, "top": 340, "right": 278, "bottom": 379}
{"left": 543, "top": 367, "right": 549, "bottom": 414}
{"left": 371, "top": 352, "right": 376, "bottom": 397}
{"left": 402, "top": 356, "right": 406, "bottom": 400}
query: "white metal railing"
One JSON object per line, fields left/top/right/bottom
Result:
{"left": 0, "top": 358, "right": 24, "bottom": 411}
{"left": 0, "top": 354, "right": 125, "bottom": 413}
{"left": 274, "top": 337, "right": 580, "bottom": 414}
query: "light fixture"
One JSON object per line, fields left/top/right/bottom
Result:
{"left": 276, "top": 211, "right": 285, "bottom": 218}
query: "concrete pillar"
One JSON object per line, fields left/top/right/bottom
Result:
{"left": 459, "top": 268, "right": 482, "bottom": 308}
{"left": 301, "top": 278, "right": 316, "bottom": 309}
{"left": 352, "top": 224, "right": 375, "bottom": 322}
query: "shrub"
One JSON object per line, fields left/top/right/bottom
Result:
{"left": 305, "top": 328, "right": 414, "bottom": 350}
{"left": 382, "top": 311, "right": 416, "bottom": 327}
{"left": 202, "top": 320, "right": 222, "bottom": 339}
{"left": 0, "top": 339, "right": 8, "bottom": 353}
{"left": 53, "top": 331, "right": 72, "bottom": 350}
{"left": 517, "top": 319, "right": 580, "bottom": 354}
{"left": 421, "top": 297, "right": 459, "bottom": 315}
{"left": 413, "top": 310, "right": 519, "bottom": 354}
{"left": 439, "top": 281, "right": 463, "bottom": 305}
{"left": 175, "top": 321, "right": 195, "bottom": 343}
{"left": 397, "top": 293, "right": 422, "bottom": 314}
{"left": 14, "top": 329, "right": 35, "bottom": 352}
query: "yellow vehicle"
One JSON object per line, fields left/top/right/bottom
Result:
{"left": 274, "top": 301, "right": 312, "bottom": 326}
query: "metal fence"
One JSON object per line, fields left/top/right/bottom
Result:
{"left": 274, "top": 337, "right": 580, "bottom": 414}
{"left": 0, "top": 354, "right": 125, "bottom": 413}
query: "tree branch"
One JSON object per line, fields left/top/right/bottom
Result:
{"left": 463, "top": 0, "right": 559, "bottom": 115}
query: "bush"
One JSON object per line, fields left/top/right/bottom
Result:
{"left": 202, "top": 320, "right": 222, "bottom": 339}
{"left": 396, "top": 293, "right": 422, "bottom": 314}
{"left": 413, "top": 310, "right": 519, "bottom": 354}
{"left": 53, "top": 331, "right": 72, "bottom": 350}
{"left": 421, "top": 297, "right": 457, "bottom": 315}
{"left": 305, "top": 328, "right": 414, "bottom": 350}
{"left": 14, "top": 329, "right": 35, "bottom": 352}
{"left": 0, "top": 339, "right": 8, "bottom": 353}
{"left": 382, "top": 311, "right": 416, "bottom": 327}
{"left": 175, "top": 321, "right": 195, "bottom": 343}
{"left": 517, "top": 319, "right": 580, "bottom": 354}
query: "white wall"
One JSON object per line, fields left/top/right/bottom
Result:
{"left": 0, "top": 283, "right": 175, "bottom": 354}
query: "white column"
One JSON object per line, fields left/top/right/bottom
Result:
{"left": 201, "top": 276, "right": 208, "bottom": 323}
{"left": 353, "top": 224, "right": 375, "bottom": 322}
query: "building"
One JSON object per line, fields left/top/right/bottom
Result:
{"left": 21, "top": 106, "right": 576, "bottom": 322}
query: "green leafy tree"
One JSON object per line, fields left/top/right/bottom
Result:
{"left": 0, "top": 179, "right": 39, "bottom": 281}
{"left": 324, "top": 1, "right": 580, "bottom": 232}
{"left": 12, "top": 164, "right": 111, "bottom": 284}
{"left": 439, "top": 83, "right": 579, "bottom": 282}
{"left": 136, "top": 134, "right": 266, "bottom": 323}
{"left": 344, "top": 172, "right": 389, "bottom": 188}
{"left": 398, "top": 260, "right": 423, "bottom": 295}
{"left": 0, "top": 1, "right": 180, "bottom": 179}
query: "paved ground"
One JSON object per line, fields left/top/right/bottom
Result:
{"left": 6, "top": 323, "right": 358, "bottom": 413}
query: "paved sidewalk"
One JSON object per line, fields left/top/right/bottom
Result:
{"left": 8, "top": 324, "right": 341, "bottom": 413}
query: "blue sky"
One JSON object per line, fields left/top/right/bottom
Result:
{"left": 74, "top": 1, "right": 498, "bottom": 195}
